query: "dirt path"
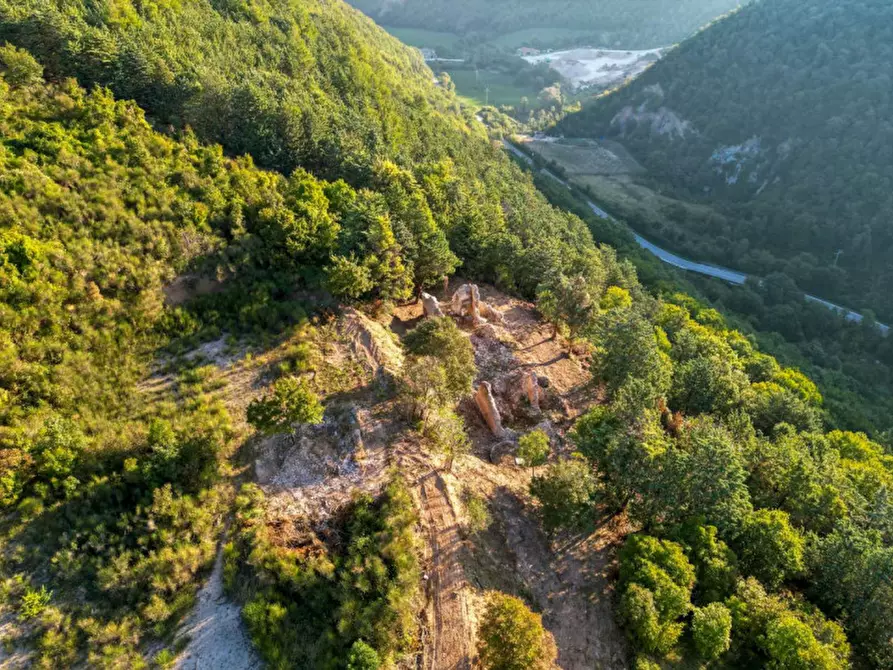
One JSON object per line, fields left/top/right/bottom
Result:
{"left": 175, "top": 542, "right": 261, "bottom": 670}
{"left": 415, "top": 470, "right": 475, "bottom": 670}
{"left": 492, "top": 490, "right": 628, "bottom": 669}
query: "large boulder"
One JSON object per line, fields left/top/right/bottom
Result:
{"left": 421, "top": 292, "right": 445, "bottom": 318}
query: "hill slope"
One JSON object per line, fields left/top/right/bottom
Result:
{"left": 1, "top": 2, "right": 893, "bottom": 669}
{"left": 0, "top": 0, "right": 612, "bottom": 299}
{"left": 348, "top": 0, "right": 745, "bottom": 49}
{"left": 558, "top": 0, "right": 893, "bottom": 319}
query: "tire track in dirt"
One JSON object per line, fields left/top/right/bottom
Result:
{"left": 415, "top": 470, "right": 474, "bottom": 670}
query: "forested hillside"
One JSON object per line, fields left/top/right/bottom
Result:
{"left": 348, "top": 0, "right": 744, "bottom": 49}
{"left": 558, "top": 0, "right": 893, "bottom": 320}
{"left": 0, "top": 0, "right": 891, "bottom": 668}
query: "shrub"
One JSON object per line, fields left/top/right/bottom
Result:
{"left": 0, "top": 43, "right": 43, "bottom": 87}
{"left": 517, "top": 430, "right": 550, "bottom": 473}
{"left": 737, "top": 510, "right": 804, "bottom": 589}
{"left": 477, "top": 592, "right": 557, "bottom": 670}
{"left": 618, "top": 535, "right": 695, "bottom": 657}
{"left": 692, "top": 603, "right": 732, "bottom": 661}
{"left": 464, "top": 492, "right": 491, "bottom": 534}
{"left": 529, "top": 455, "right": 596, "bottom": 532}
{"left": 346, "top": 640, "right": 381, "bottom": 670}
{"left": 247, "top": 376, "right": 324, "bottom": 434}
{"left": 19, "top": 585, "right": 51, "bottom": 620}
{"left": 403, "top": 317, "right": 476, "bottom": 402}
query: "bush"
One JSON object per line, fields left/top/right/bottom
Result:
{"left": 477, "top": 592, "right": 557, "bottom": 670}
{"left": 247, "top": 376, "right": 324, "bottom": 434}
{"left": 346, "top": 640, "right": 381, "bottom": 670}
{"left": 0, "top": 43, "right": 43, "bottom": 87}
{"left": 692, "top": 603, "right": 732, "bottom": 661}
{"left": 618, "top": 535, "right": 695, "bottom": 657}
{"left": 464, "top": 492, "right": 491, "bottom": 534}
{"left": 529, "top": 455, "right": 596, "bottom": 532}
{"left": 19, "top": 585, "right": 52, "bottom": 620}
{"left": 403, "top": 317, "right": 476, "bottom": 402}
{"left": 737, "top": 510, "right": 804, "bottom": 590}
{"left": 517, "top": 430, "right": 550, "bottom": 472}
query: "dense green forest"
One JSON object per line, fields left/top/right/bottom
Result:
{"left": 0, "top": 0, "right": 891, "bottom": 667}
{"left": 558, "top": 0, "right": 893, "bottom": 321}
{"left": 348, "top": 0, "right": 745, "bottom": 49}
{"left": 530, "top": 160, "right": 893, "bottom": 438}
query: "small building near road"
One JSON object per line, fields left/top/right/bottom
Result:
{"left": 516, "top": 47, "right": 541, "bottom": 57}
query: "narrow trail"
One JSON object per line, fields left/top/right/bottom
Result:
{"left": 175, "top": 541, "right": 261, "bottom": 670}
{"left": 413, "top": 467, "right": 475, "bottom": 670}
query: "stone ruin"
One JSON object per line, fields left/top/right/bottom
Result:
{"left": 474, "top": 381, "right": 505, "bottom": 437}
{"left": 449, "top": 283, "right": 504, "bottom": 327}
{"left": 420, "top": 283, "right": 504, "bottom": 327}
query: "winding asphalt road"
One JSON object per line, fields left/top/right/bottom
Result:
{"left": 502, "top": 140, "right": 890, "bottom": 335}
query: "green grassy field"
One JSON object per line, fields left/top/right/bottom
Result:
{"left": 487, "top": 27, "right": 598, "bottom": 49}
{"left": 382, "top": 26, "right": 462, "bottom": 54}
{"left": 439, "top": 67, "right": 543, "bottom": 108}
{"left": 524, "top": 138, "right": 645, "bottom": 175}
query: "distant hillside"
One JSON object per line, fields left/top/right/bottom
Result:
{"left": 348, "top": 0, "right": 745, "bottom": 49}
{"left": 557, "top": 0, "right": 893, "bottom": 320}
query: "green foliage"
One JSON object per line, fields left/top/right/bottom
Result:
{"left": 247, "top": 376, "right": 324, "bottom": 434}
{"left": 727, "top": 578, "right": 851, "bottom": 669}
{"left": 671, "top": 521, "right": 738, "bottom": 604}
{"left": 692, "top": 602, "right": 732, "bottom": 661}
{"left": 529, "top": 455, "right": 596, "bottom": 532}
{"left": 592, "top": 310, "right": 671, "bottom": 401}
{"left": 669, "top": 355, "right": 748, "bottom": 416}
{"left": 517, "top": 430, "right": 550, "bottom": 471}
{"left": 600, "top": 285, "right": 633, "bottom": 311}
{"left": 536, "top": 272, "right": 597, "bottom": 342}
{"left": 31, "top": 416, "right": 87, "bottom": 499}
{"left": 424, "top": 408, "right": 470, "bottom": 471}
{"left": 744, "top": 382, "right": 821, "bottom": 434}
{"left": 400, "top": 356, "right": 452, "bottom": 423}
{"left": 326, "top": 255, "right": 374, "bottom": 301}
{"left": 0, "top": 1, "right": 887, "bottom": 666}
{"left": 228, "top": 480, "right": 419, "bottom": 668}
{"left": 808, "top": 523, "right": 893, "bottom": 668}
{"left": 618, "top": 534, "right": 695, "bottom": 657}
{"left": 477, "top": 591, "right": 557, "bottom": 670}
{"left": 0, "top": 41, "right": 41, "bottom": 86}
{"left": 403, "top": 317, "right": 476, "bottom": 402}
{"left": 464, "top": 492, "right": 491, "bottom": 534}
{"left": 347, "top": 640, "right": 381, "bottom": 670}
{"left": 560, "top": 0, "right": 893, "bottom": 323}
{"left": 19, "top": 585, "right": 51, "bottom": 619}
{"left": 737, "top": 510, "right": 805, "bottom": 590}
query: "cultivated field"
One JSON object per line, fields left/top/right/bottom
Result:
{"left": 521, "top": 137, "right": 645, "bottom": 176}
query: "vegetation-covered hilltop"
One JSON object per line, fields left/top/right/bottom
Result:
{"left": 0, "top": 0, "right": 891, "bottom": 668}
{"left": 347, "top": 0, "right": 745, "bottom": 49}
{"left": 558, "top": 0, "right": 893, "bottom": 320}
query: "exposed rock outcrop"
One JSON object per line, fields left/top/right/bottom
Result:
{"left": 523, "top": 370, "right": 542, "bottom": 411}
{"left": 474, "top": 381, "right": 505, "bottom": 437}
{"left": 450, "top": 283, "right": 504, "bottom": 326}
{"left": 342, "top": 308, "right": 404, "bottom": 377}
{"left": 421, "top": 292, "right": 445, "bottom": 318}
